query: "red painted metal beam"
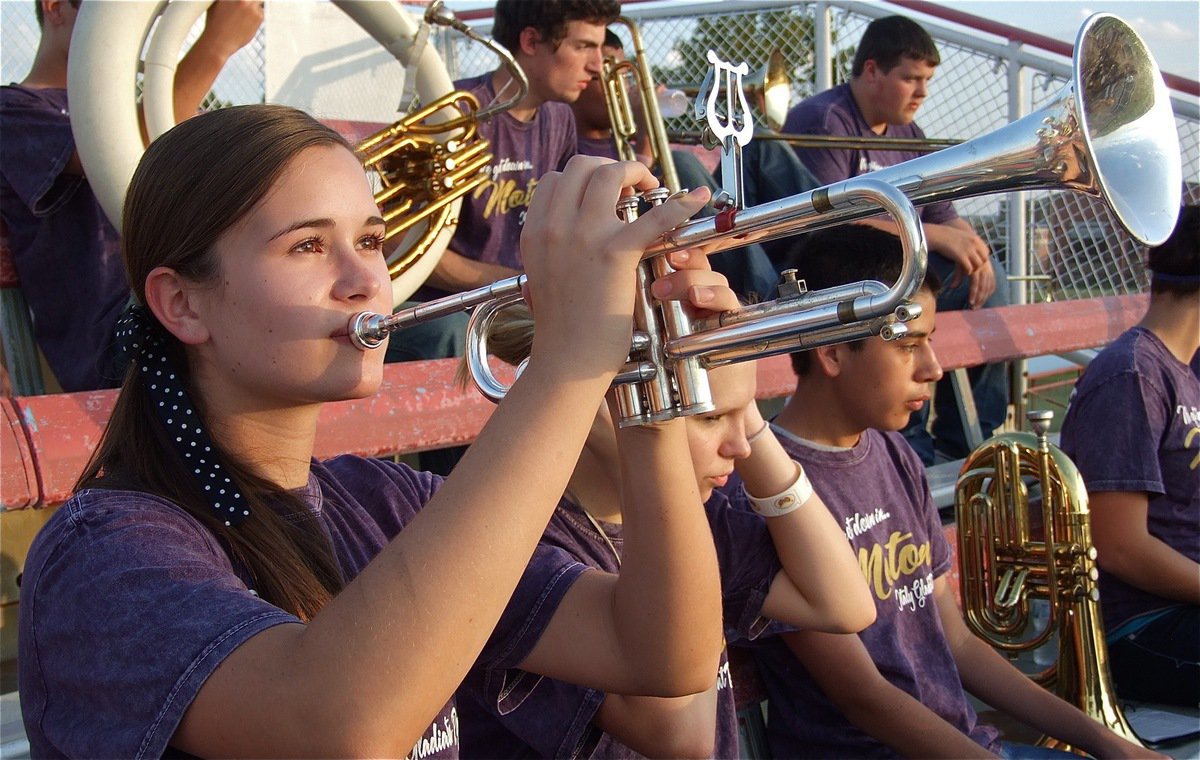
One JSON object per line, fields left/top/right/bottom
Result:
{"left": 0, "top": 295, "right": 1147, "bottom": 511}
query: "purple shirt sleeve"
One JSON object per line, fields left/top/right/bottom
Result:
{"left": 0, "top": 86, "right": 80, "bottom": 215}
{"left": 18, "top": 491, "right": 297, "bottom": 758}
{"left": 0, "top": 86, "right": 128, "bottom": 391}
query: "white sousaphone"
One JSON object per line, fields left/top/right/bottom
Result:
{"left": 68, "top": 0, "right": 474, "bottom": 307}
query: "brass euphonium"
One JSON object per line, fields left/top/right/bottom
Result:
{"left": 956, "top": 411, "right": 1143, "bottom": 754}
{"left": 353, "top": 0, "right": 528, "bottom": 303}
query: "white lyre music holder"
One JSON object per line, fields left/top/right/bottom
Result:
{"left": 693, "top": 50, "right": 754, "bottom": 212}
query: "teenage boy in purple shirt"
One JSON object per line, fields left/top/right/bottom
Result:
{"left": 783, "top": 15, "right": 1009, "bottom": 465}
{"left": 742, "top": 224, "right": 1156, "bottom": 759}
{"left": 1059, "top": 205, "right": 1199, "bottom": 707}
{"left": 387, "top": 0, "right": 620, "bottom": 476}
{"left": 0, "top": 0, "right": 261, "bottom": 391}
{"left": 389, "top": 0, "right": 619, "bottom": 372}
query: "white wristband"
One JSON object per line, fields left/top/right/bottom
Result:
{"left": 744, "top": 463, "right": 814, "bottom": 517}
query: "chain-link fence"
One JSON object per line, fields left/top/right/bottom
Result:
{"left": 3, "top": 0, "right": 1196, "bottom": 301}
{"left": 448, "top": 1, "right": 1200, "bottom": 303}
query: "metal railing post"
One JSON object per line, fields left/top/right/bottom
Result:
{"left": 1005, "top": 39, "right": 1030, "bottom": 430}
{"left": 815, "top": 2, "right": 832, "bottom": 93}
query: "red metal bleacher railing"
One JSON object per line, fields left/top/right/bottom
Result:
{"left": 0, "top": 294, "right": 1147, "bottom": 513}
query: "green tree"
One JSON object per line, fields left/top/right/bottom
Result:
{"left": 653, "top": 6, "right": 853, "bottom": 129}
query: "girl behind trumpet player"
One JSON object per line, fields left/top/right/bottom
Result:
{"left": 17, "top": 104, "right": 731, "bottom": 758}
{"left": 455, "top": 303, "right": 875, "bottom": 758}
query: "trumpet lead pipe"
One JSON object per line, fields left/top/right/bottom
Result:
{"left": 350, "top": 274, "right": 526, "bottom": 349}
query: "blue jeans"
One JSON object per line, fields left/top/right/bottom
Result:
{"left": 903, "top": 252, "right": 1011, "bottom": 464}
{"left": 1109, "top": 605, "right": 1200, "bottom": 707}
{"left": 383, "top": 300, "right": 469, "bottom": 363}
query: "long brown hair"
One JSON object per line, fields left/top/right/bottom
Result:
{"left": 77, "top": 105, "right": 356, "bottom": 620}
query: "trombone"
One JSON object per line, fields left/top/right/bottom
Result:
{"left": 602, "top": 16, "right": 681, "bottom": 191}
{"left": 665, "top": 49, "right": 962, "bottom": 153}
{"left": 350, "top": 13, "right": 1181, "bottom": 428}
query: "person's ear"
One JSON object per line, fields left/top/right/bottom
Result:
{"left": 518, "top": 26, "right": 543, "bottom": 57}
{"left": 813, "top": 344, "right": 843, "bottom": 378}
{"left": 143, "top": 266, "right": 210, "bottom": 346}
{"left": 41, "top": 0, "right": 69, "bottom": 27}
{"left": 861, "top": 59, "right": 879, "bottom": 81}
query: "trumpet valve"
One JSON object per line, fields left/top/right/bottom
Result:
{"left": 644, "top": 187, "right": 671, "bottom": 206}
{"left": 616, "top": 196, "right": 640, "bottom": 223}
{"left": 776, "top": 269, "right": 809, "bottom": 299}
{"left": 894, "top": 301, "right": 923, "bottom": 323}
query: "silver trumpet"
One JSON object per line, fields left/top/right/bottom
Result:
{"left": 351, "top": 13, "right": 1181, "bottom": 427}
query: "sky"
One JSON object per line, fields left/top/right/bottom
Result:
{"left": 919, "top": 1, "right": 1198, "bottom": 82}
{"left": 2, "top": 1, "right": 1196, "bottom": 88}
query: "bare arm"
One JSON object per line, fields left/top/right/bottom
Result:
{"left": 937, "top": 580, "right": 1162, "bottom": 760}
{"left": 738, "top": 406, "right": 876, "bottom": 633}
{"left": 1089, "top": 490, "right": 1200, "bottom": 604}
{"left": 593, "top": 688, "right": 719, "bottom": 759}
{"left": 170, "top": 1, "right": 263, "bottom": 124}
{"left": 518, "top": 404, "right": 726, "bottom": 695}
{"left": 783, "top": 628, "right": 996, "bottom": 758}
{"left": 171, "top": 159, "right": 717, "bottom": 757}
{"left": 426, "top": 246, "right": 523, "bottom": 293}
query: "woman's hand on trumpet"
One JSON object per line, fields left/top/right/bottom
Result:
{"left": 520, "top": 155, "right": 731, "bottom": 379}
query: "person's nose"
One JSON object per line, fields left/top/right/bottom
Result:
{"left": 916, "top": 343, "right": 943, "bottom": 384}
{"left": 586, "top": 48, "right": 604, "bottom": 75}
{"left": 722, "top": 423, "right": 753, "bottom": 462}
{"left": 332, "top": 243, "right": 384, "bottom": 304}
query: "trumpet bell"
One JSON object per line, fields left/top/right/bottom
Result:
{"left": 1074, "top": 14, "right": 1182, "bottom": 246}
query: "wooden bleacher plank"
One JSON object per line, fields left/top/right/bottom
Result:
{"left": 0, "top": 399, "right": 37, "bottom": 510}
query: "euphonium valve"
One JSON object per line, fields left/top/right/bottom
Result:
{"left": 352, "top": 0, "right": 529, "bottom": 306}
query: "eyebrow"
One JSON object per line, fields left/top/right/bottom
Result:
{"left": 269, "top": 216, "right": 386, "bottom": 242}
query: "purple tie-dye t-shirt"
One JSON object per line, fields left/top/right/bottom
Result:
{"left": 1059, "top": 327, "right": 1200, "bottom": 632}
{"left": 419, "top": 74, "right": 577, "bottom": 300}
{"left": 18, "top": 456, "right": 460, "bottom": 759}
{"left": 782, "top": 83, "right": 957, "bottom": 226}
{"left": 457, "top": 490, "right": 783, "bottom": 758}
{"left": 744, "top": 428, "right": 1001, "bottom": 758}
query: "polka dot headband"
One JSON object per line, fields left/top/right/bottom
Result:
{"left": 115, "top": 304, "right": 251, "bottom": 527}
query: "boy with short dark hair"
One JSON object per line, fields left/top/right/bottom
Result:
{"left": 783, "top": 14, "right": 1007, "bottom": 465}
{"left": 742, "top": 224, "right": 1157, "bottom": 759}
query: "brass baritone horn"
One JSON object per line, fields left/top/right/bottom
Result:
{"left": 350, "top": 13, "right": 1181, "bottom": 428}
{"left": 956, "top": 412, "right": 1143, "bottom": 753}
{"left": 352, "top": 0, "right": 529, "bottom": 302}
